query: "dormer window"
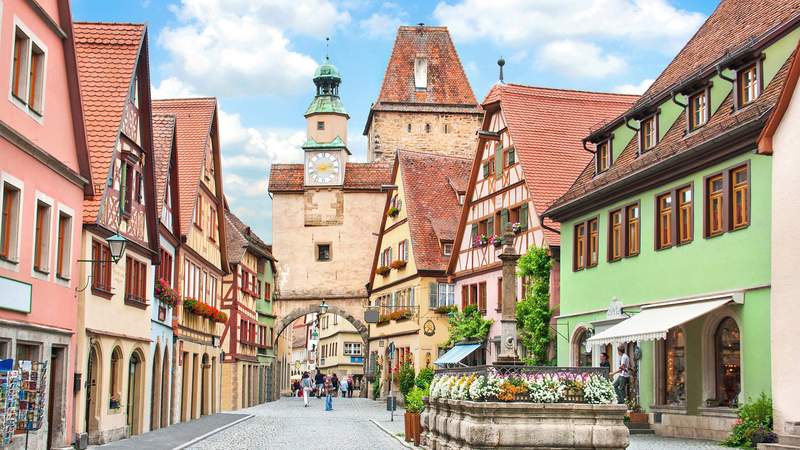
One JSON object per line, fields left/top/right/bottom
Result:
{"left": 596, "top": 140, "right": 611, "bottom": 174}
{"left": 457, "top": 193, "right": 465, "bottom": 206}
{"left": 414, "top": 57, "right": 428, "bottom": 89}
{"left": 640, "top": 115, "right": 657, "bottom": 152}
{"left": 736, "top": 63, "right": 760, "bottom": 108}
{"left": 442, "top": 242, "right": 453, "bottom": 256}
{"left": 688, "top": 89, "right": 709, "bottom": 131}
{"left": 317, "top": 121, "right": 325, "bottom": 130}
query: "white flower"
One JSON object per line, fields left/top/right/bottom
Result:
{"left": 468, "top": 376, "right": 485, "bottom": 401}
{"left": 528, "top": 377, "right": 565, "bottom": 403}
{"left": 582, "top": 375, "right": 616, "bottom": 404}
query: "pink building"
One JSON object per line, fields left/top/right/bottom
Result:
{"left": 0, "top": 1, "right": 90, "bottom": 449}
{"left": 447, "top": 83, "right": 635, "bottom": 363}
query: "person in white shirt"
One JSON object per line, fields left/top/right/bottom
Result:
{"left": 610, "top": 344, "right": 631, "bottom": 404}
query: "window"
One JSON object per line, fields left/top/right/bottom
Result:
{"left": 316, "top": 243, "right": 331, "bottom": 261}
{"left": 442, "top": 242, "right": 453, "bottom": 256}
{"left": 688, "top": 90, "right": 708, "bottom": 130}
{"left": 33, "top": 200, "right": 51, "bottom": 273}
{"left": 344, "top": 342, "right": 362, "bottom": 356}
{"left": 120, "top": 161, "right": 133, "bottom": 216}
{"left": 588, "top": 219, "right": 598, "bottom": 267}
{"left": 640, "top": 115, "right": 657, "bottom": 152}
{"left": 407, "top": 123, "right": 412, "bottom": 133}
{"left": 135, "top": 172, "right": 143, "bottom": 204}
{"left": 573, "top": 329, "right": 592, "bottom": 367}
{"left": 15, "top": 342, "right": 39, "bottom": 363}
{"left": 425, "top": 123, "right": 431, "bottom": 133}
{"left": 414, "top": 57, "right": 428, "bottom": 89}
{"left": 609, "top": 210, "right": 623, "bottom": 261}
{"left": 110, "top": 347, "right": 122, "bottom": 408}
{"left": 656, "top": 193, "right": 673, "bottom": 249}
{"left": 457, "top": 193, "right": 465, "bottom": 206}
{"left": 443, "top": 124, "right": 449, "bottom": 134}
{"left": 737, "top": 63, "right": 759, "bottom": 108}
{"left": 157, "top": 248, "right": 173, "bottom": 286}
{"left": 194, "top": 195, "right": 203, "bottom": 229}
{"left": 91, "top": 240, "right": 112, "bottom": 293}
{"left": 317, "top": 121, "right": 325, "bottom": 130}
{"left": 714, "top": 317, "right": 741, "bottom": 407}
{"left": 56, "top": 211, "right": 72, "bottom": 279}
{"left": 380, "top": 247, "right": 392, "bottom": 267}
{"left": 496, "top": 277, "right": 502, "bottom": 312}
{"left": 705, "top": 164, "right": 749, "bottom": 237}
{"left": 663, "top": 328, "right": 686, "bottom": 406}
{"left": 504, "top": 148, "right": 516, "bottom": 167}
{"left": 1, "top": 182, "right": 21, "bottom": 261}
{"left": 11, "top": 26, "right": 46, "bottom": 115}
{"left": 573, "top": 218, "right": 597, "bottom": 270}
{"left": 574, "top": 222, "right": 586, "bottom": 271}
{"left": 437, "top": 283, "right": 455, "bottom": 306}
{"left": 125, "top": 256, "right": 147, "bottom": 303}
{"left": 678, "top": 187, "right": 693, "bottom": 244}
{"left": 626, "top": 204, "right": 640, "bottom": 256}
{"left": 596, "top": 140, "right": 611, "bottom": 173}
{"left": 209, "top": 205, "right": 217, "bottom": 241}
{"left": 398, "top": 239, "right": 408, "bottom": 261}
{"left": 478, "top": 282, "right": 487, "bottom": 314}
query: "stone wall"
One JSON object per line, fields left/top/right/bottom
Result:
{"left": 422, "top": 398, "right": 629, "bottom": 449}
{"left": 651, "top": 411, "right": 737, "bottom": 442}
{"left": 367, "top": 111, "right": 482, "bottom": 163}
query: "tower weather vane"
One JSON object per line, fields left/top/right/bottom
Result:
{"left": 326, "top": 36, "right": 330, "bottom": 61}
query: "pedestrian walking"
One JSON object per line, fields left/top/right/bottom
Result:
{"left": 331, "top": 373, "right": 340, "bottom": 398}
{"left": 599, "top": 352, "right": 611, "bottom": 369}
{"left": 611, "top": 345, "right": 631, "bottom": 404}
{"left": 324, "top": 374, "right": 334, "bottom": 411}
{"left": 301, "top": 372, "right": 313, "bottom": 407}
{"left": 348, "top": 375, "right": 355, "bottom": 398}
{"left": 339, "top": 376, "right": 349, "bottom": 398}
{"left": 314, "top": 371, "right": 324, "bottom": 398}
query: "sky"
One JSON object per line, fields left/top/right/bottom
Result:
{"left": 71, "top": 0, "right": 720, "bottom": 243}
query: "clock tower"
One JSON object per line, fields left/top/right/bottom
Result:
{"left": 303, "top": 56, "right": 350, "bottom": 186}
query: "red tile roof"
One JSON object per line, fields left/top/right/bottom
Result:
{"left": 152, "top": 114, "right": 176, "bottom": 217}
{"left": 224, "top": 208, "right": 274, "bottom": 266}
{"left": 484, "top": 83, "right": 638, "bottom": 244}
{"left": 268, "top": 162, "right": 392, "bottom": 193}
{"left": 152, "top": 98, "right": 218, "bottom": 235}
{"left": 73, "top": 22, "right": 145, "bottom": 222}
{"left": 374, "top": 26, "right": 477, "bottom": 107}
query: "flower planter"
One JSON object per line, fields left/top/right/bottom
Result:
{"left": 405, "top": 411, "right": 421, "bottom": 445}
{"left": 491, "top": 236, "right": 503, "bottom": 248}
{"left": 390, "top": 260, "right": 407, "bottom": 270}
{"left": 376, "top": 266, "right": 391, "bottom": 277}
{"left": 628, "top": 412, "right": 648, "bottom": 424}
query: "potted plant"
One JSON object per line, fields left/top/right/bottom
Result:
{"left": 491, "top": 235, "right": 503, "bottom": 248}
{"left": 376, "top": 266, "right": 391, "bottom": 276}
{"left": 512, "top": 222, "right": 523, "bottom": 234}
{"left": 626, "top": 400, "right": 648, "bottom": 423}
{"left": 155, "top": 278, "right": 179, "bottom": 308}
{"left": 389, "top": 259, "right": 407, "bottom": 270}
{"left": 404, "top": 387, "right": 425, "bottom": 445}
{"left": 387, "top": 206, "right": 400, "bottom": 218}
{"left": 433, "top": 304, "right": 457, "bottom": 315}
{"left": 473, "top": 234, "right": 489, "bottom": 248}
{"left": 377, "top": 314, "right": 390, "bottom": 326}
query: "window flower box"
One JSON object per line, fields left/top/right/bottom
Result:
{"left": 387, "top": 206, "right": 400, "bottom": 218}
{"left": 433, "top": 305, "right": 457, "bottom": 315}
{"left": 376, "top": 266, "right": 391, "bottom": 276}
{"left": 512, "top": 222, "right": 523, "bottom": 234}
{"left": 491, "top": 235, "right": 503, "bottom": 248}
{"left": 183, "top": 297, "right": 228, "bottom": 323}
{"left": 390, "top": 259, "right": 407, "bottom": 270}
{"left": 473, "top": 234, "right": 488, "bottom": 248}
{"left": 377, "top": 314, "right": 390, "bottom": 326}
{"left": 387, "top": 309, "right": 413, "bottom": 321}
{"left": 155, "top": 278, "right": 179, "bottom": 308}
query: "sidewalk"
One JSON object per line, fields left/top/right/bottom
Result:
{"left": 91, "top": 412, "right": 252, "bottom": 450}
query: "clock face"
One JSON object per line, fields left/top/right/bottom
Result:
{"left": 307, "top": 152, "right": 340, "bottom": 184}
{"left": 423, "top": 320, "right": 436, "bottom": 336}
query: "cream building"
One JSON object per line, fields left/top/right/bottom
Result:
{"left": 317, "top": 313, "right": 364, "bottom": 390}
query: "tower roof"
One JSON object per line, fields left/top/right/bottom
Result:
{"left": 306, "top": 57, "right": 348, "bottom": 117}
{"left": 313, "top": 58, "right": 341, "bottom": 82}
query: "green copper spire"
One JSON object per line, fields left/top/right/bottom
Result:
{"left": 305, "top": 41, "right": 348, "bottom": 117}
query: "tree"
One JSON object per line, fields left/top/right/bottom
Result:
{"left": 398, "top": 362, "right": 416, "bottom": 399}
{"left": 515, "top": 246, "right": 553, "bottom": 365}
{"left": 446, "top": 304, "right": 493, "bottom": 346}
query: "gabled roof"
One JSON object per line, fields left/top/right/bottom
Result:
{"left": 759, "top": 38, "right": 800, "bottom": 153}
{"left": 370, "top": 150, "right": 471, "bottom": 286}
{"left": 152, "top": 98, "right": 218, "bottom": 234}
{"left": 73, "top": 22, "right": 145, "bottom": 222}
{"left": 481, "top": 83, "right": 637, "bottom": 244}
{"left": 152, "top": 114, "right": 176, "bottom": 218}
{"left": 268, "top": 162, "right": 392, "bottom": 193}
{"left": 224, "top": 207, "right": 274, "bottom": 267}
{"left": 375, "top": 25, "right": 476, "bottom": 106}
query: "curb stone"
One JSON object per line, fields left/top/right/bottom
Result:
{"left": 172, "top": 414, "right": 254, "bottom": 450}
{"left": 369, "top": 418, "right": 420, "bottom": 450}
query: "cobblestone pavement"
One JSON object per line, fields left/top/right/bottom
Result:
{"left": 629, "top": 434, "right": 728, "bottom": 449}
{"left": 189, "top": 396, "right": 407, "bottom": 450}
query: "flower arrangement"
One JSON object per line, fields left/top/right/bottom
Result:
{"left": 155, "top": 278, "right": 179, "bottom": 308}
{"left": 386, "top": 309, "right": 413, "bottom": 321}
{"left": 387, "top": 206, "right": 400, "bottom": 218}
{"left": 376, "top": 266, "right": 391, "bottom": 276}
{"left": 473, "top": 234, "right": 488, "bottom": 248}
{"left": 512, "top": 222, "right": 523, "bottom": 234}
{"left": 427, "top": 369, "right": 612, "bottom": 404}
{"left": 390, "top": 259, "right": 407, "bottom": 270}
{"left": 490, "top": 235, "right": 503, "bottom": 248}
{"left": 377, "top": 314, "right": 390, "bottom": 325}
{"left": 433, "top": 304, "right": 457, "bottom": 315}
{"left": 183, "top": 297, "right": 228, "bottom": 323}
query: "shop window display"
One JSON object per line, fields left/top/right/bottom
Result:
{"left": 715, "top": 318, "right": 740, "bottom": 407}
{"left": 665, "top": 328, "right": 686, "bottom": 405}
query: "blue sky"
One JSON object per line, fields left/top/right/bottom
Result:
{"left": 72, "top": 0, "right": 719, "bottom": 242}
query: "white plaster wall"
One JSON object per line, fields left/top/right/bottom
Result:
{"left": 770, "top": 77, "right": 800, "bottom": 433}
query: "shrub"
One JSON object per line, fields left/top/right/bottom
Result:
{"left": 399, "top": 363, "right": 416, "bottom": 399}
{"left": 405, "top": 387, "right": 425, "bottom": 413}
{"left": 446, "top": 305, "right": 493, "bottom": 346}
{"left": 516, "top": 247, "right": 553, "bottom": 364}
{"left": 372, "top": 365, "right": 382, "bottom": 400}
{"left": 415, "top": 367, "right": 435, "bottom": 392}
{"left": 723, "top": 393, "right": 773, "bottom": 448}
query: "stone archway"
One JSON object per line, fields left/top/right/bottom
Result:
{"left": 273, "top": 303, "right": 369, "bottom": 346}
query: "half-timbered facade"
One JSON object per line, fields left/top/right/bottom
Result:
{"left": 447, "top": 84, "right": 636, "bottom": 363}
{"left": 221, "top": 208, "right": 276, "bottom": 411}
{"left": 73, "top": 22, "right": 160, "bottom": 444}
{"left": 152, "top": 98, "right": 229, "bottom": 424}
{"left": 367, "top": 150, "right": 471, "bottom": 398}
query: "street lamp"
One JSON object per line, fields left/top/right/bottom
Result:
{"left": 106, "top": 234, "right": 128, "bottom": 264}
{"left": 319, "top": 299, "right": 329, "bottom": 314}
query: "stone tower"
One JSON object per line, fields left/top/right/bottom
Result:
{"left": 364, "top": 25, "right": 483, "bottom": 163}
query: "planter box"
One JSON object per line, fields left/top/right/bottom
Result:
{"left": 422, "top": 397, "right": 629, "bottom": 449}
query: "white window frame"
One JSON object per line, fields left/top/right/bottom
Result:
{"left": 414, "top": 57, "right": 428, "bottom": 89}
{"left": 344, "top": 342, "right": 362, "bottom": 356}
{"left": 54, "top": 203, "right": 75, "bottom": 285}
{"left": 31, "top": 191, "right": 53, "bottom": 281}
{"left": 0, "top": 172, "right": 24, "bottom": 272}
{"left": 8, "top": 17, "right": 48, "bottom": 123}
{"left": 438, "top": 283, "right": 455, "bottom": 306}
{"left": 443, "top": 242, "right": 453, "bottom": 256}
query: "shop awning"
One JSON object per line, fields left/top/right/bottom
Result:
{"left": 434, "top": 343, "right": 481, "bottom": 366}
{"left": 587, "top": 298, "right": 733, "bottom": 345}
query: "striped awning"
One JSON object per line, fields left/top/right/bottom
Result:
{"left": 434, "top": 343, "right": 481, "bottom": 366}
{"left": 587, "top": 297, "right": 733, "bottom": 345}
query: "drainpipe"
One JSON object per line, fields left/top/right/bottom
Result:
{"left": 671, "top": 91, "right": 687, "bottom": 108}
{"left": 581, "top": 138, "right": 595, "bottom": 154}
{"left": 716, "top": 64, "right": 736, "bottom": 83}
{"left": 624, "top": 116, "right": 639, "bottom": 133}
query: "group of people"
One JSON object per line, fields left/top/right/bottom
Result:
{"left": 296, "top": 371, "right": 355, "bottom": 410}
{"left": 598, "top": 344, "right": 633, "bottom": 404}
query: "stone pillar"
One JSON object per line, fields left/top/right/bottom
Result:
{"left": 495, "top": 224, "right": 521, "bottom": 364}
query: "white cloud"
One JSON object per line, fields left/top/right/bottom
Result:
{"left": 158, "top": 0, "right": 350, "bottom": 97}
{"left": 434, "top": 0, "right": 705, "bottom": 50}
{"left": 538, "top": 40, "right": 627, "bottom": 79}
{"left": 613, "top": 78, "right": 654, "bottom": 94}
{"left": 151, "top": 76, "right": 197, "bottom": 99}
{"left": 360, "top": 13, "right": 405, "bottom": 38}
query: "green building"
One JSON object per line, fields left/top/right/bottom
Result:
{"left": 544, "top": 0, "right": 800, "bottom": 441}
{"left": 256, "top": 249, "right": 279, "bottom": 402}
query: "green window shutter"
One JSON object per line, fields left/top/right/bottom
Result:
{"left": 501, "top": 208, "right": 509, "bottom": 233}
{"left": 508, "top": 148, "right": 515, "bottom": 165}
{"left": 482, "top": 162, "right": 489, "bottom": 178}
{"left": 487, "top": 217, "right": 494, "bottom": 236}
{"left": 471, "top": 223, "right": 478, "bottom": 241}
{"left": 404, "top": 240, "right": 409, "bottom": 260}
{"left": 520, "top": 203, "right": 529, "bottom": 230}
{"left": 119, "top": 163, "right": 127, "bottom": 214}
{"left": 495, "top": 148, "right": 503, "bottom": 178}
{"left": 429, "top": 282, "right": 438, "bottom": 307}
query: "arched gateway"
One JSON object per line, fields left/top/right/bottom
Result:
{"left": 273, "top": 300, "right": 369, "bottom": 345}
